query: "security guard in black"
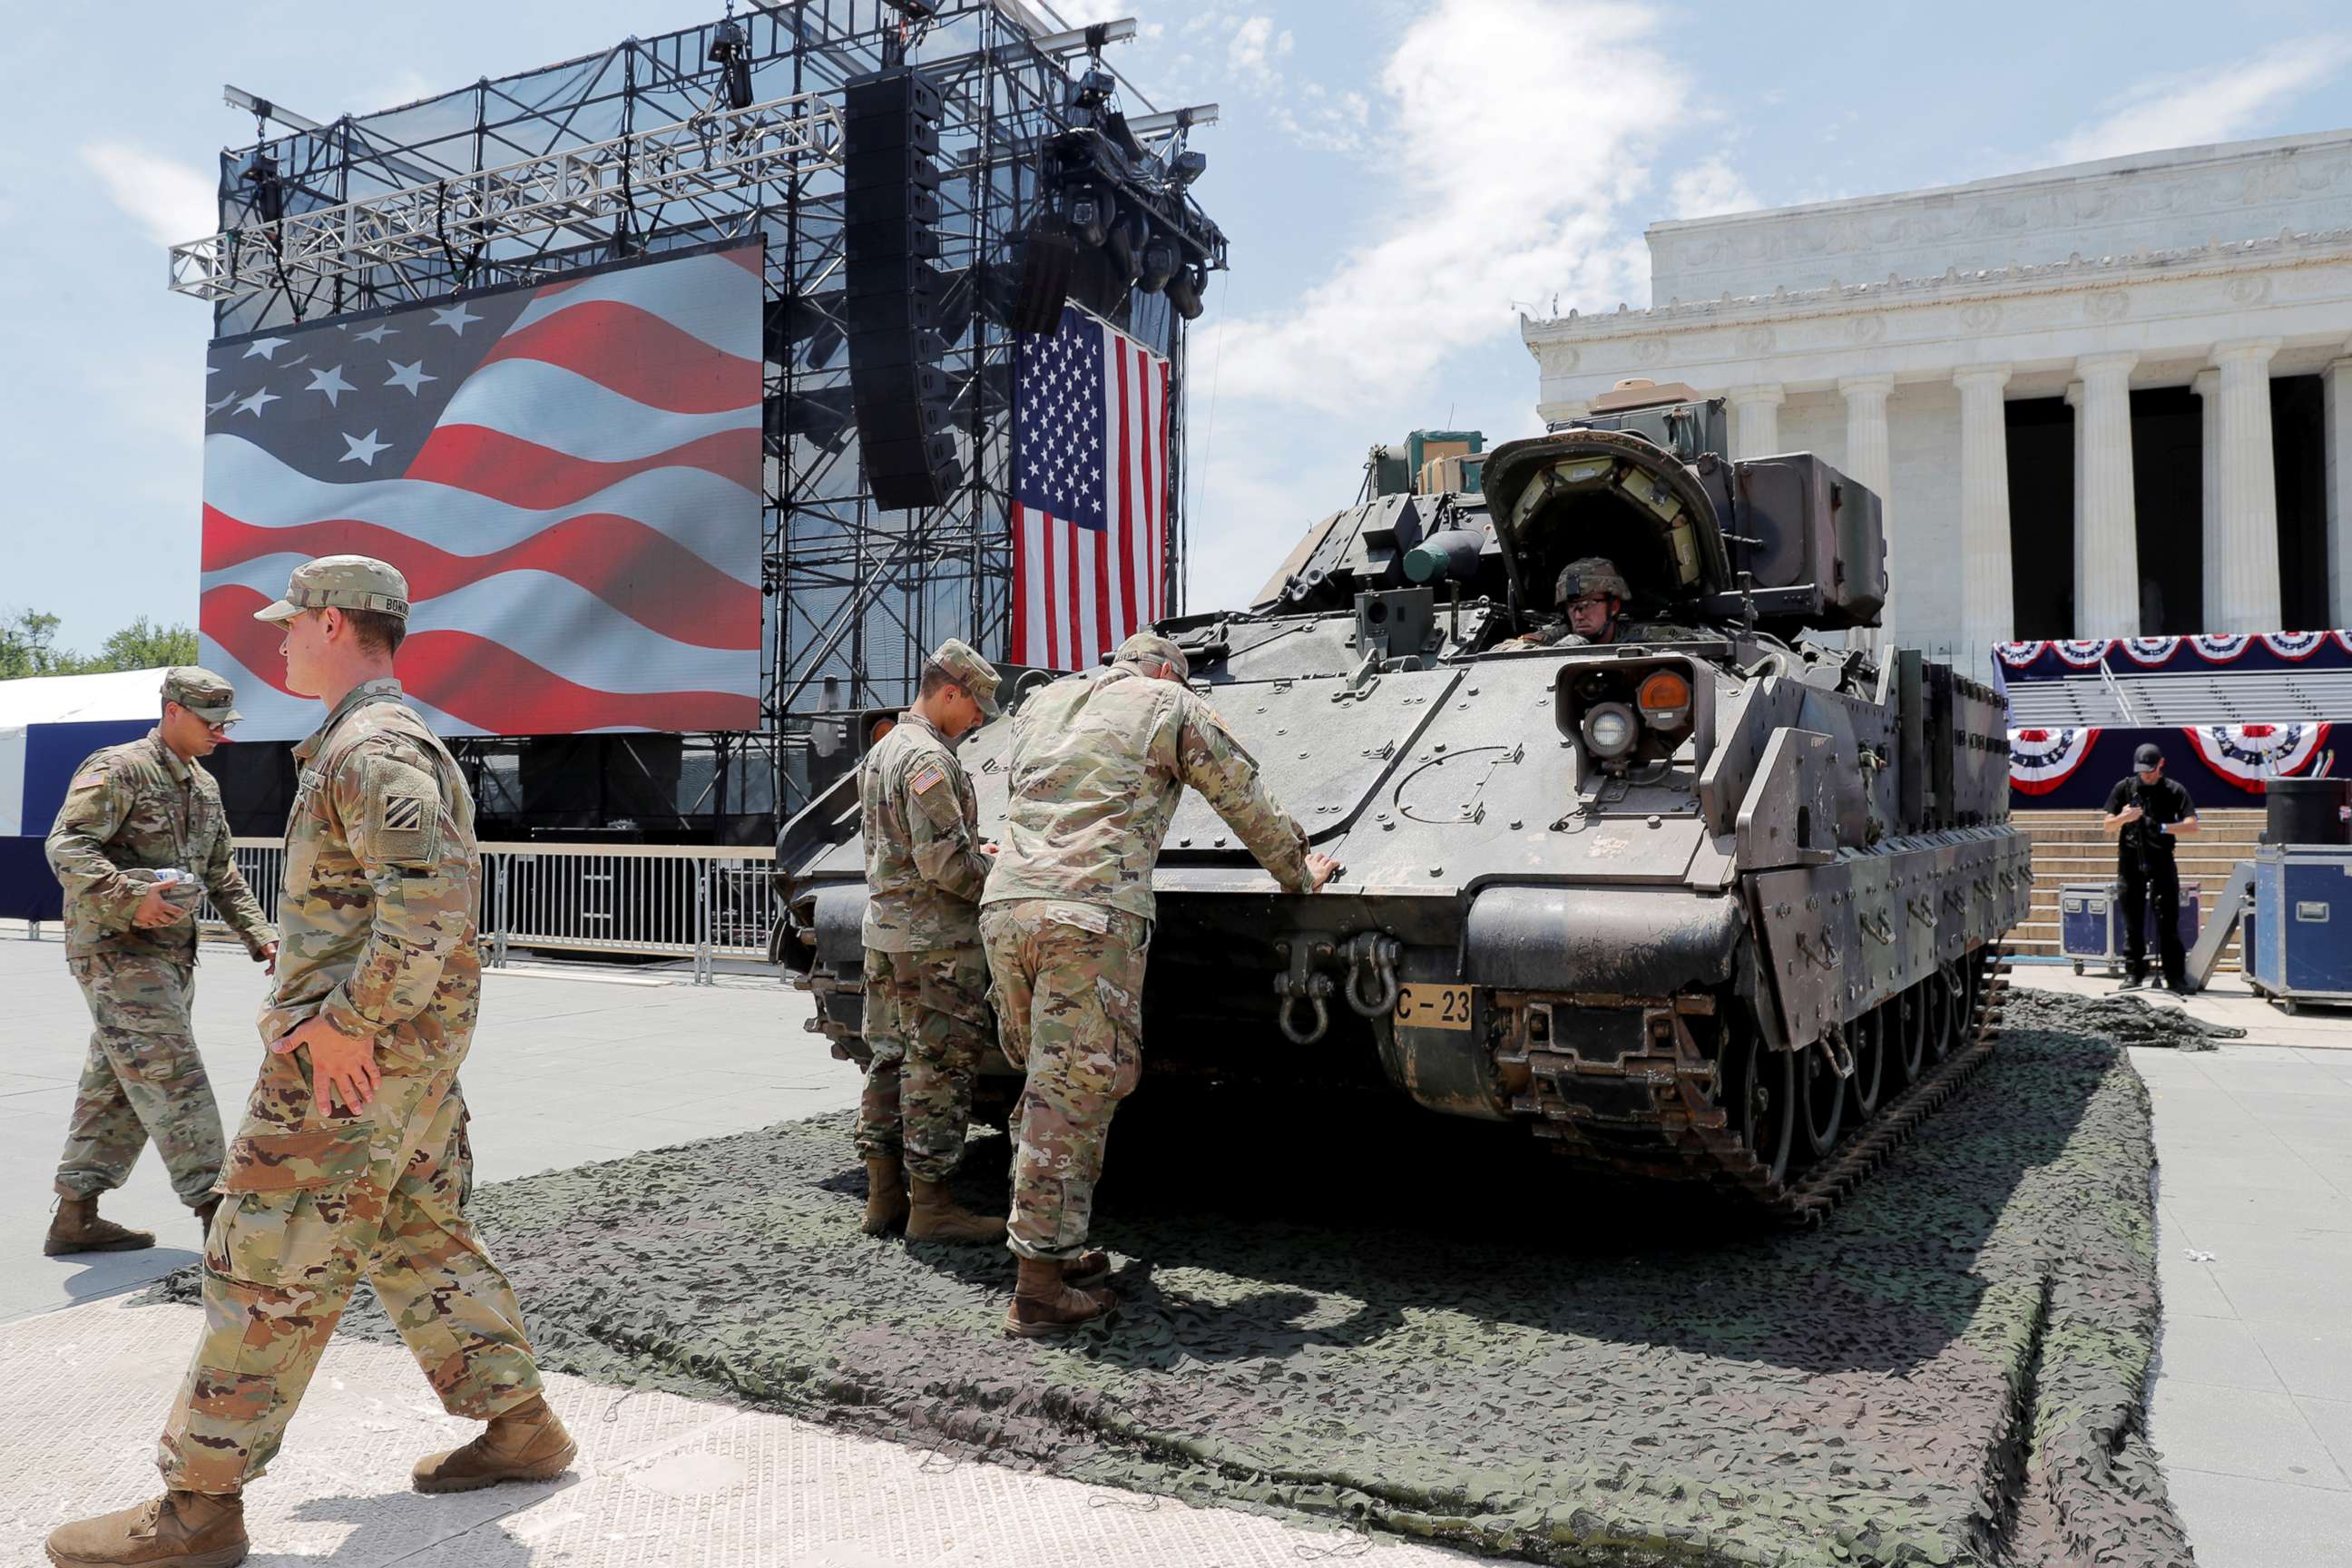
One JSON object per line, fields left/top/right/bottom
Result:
{"left": 2102, "top": 742, "right": 2200, "bottom": 992}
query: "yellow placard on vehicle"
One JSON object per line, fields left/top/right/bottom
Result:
{"left": 1396, "top": 983, "right": 1474, "bottom": 1031}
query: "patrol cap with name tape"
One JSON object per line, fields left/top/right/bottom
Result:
{"left": 1112, "top": 632, "right": 1190, "bottom": 683}
{"left": 928, "top": 638, "right": 1001, "bottom": 717}
{"left": 159, "top": 666, "right": 241, "bottom": 725}
{"left": 252, "top": 554, "right": 412, "bottom": 623}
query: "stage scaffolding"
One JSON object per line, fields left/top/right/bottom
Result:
{"left": 178, "top": 1, "right": 1212, "bottom": 819}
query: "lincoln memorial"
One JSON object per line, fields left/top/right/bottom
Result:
{"left": 1520, "top": 130, "right": 2352, "bottom": 664}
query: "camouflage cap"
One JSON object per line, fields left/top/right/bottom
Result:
{"left": 1112, "top": 632, "right": 1190, "bottom": 683}
{"left": 159, "top": 666, "right": 240, "bottom": 725}
{"left": 930, "top": 637, "right": 1001, "bottom": 717}
{"left": 252, "top": 554, "right": 412, "bottom": 623}
{"left": 1556, "top": 556, "right": 1631, "bottom": 603}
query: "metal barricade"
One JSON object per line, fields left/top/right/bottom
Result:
{"left": 201, "top": 837, "right": 775, "bottom": 985}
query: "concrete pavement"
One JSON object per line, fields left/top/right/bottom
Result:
{"left": 2016, "top": 965, "right": 2352, "bottom": 1568}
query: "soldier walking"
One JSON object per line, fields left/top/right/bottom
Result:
{"left": 855, "top": 639, "right": 1011, "bottom": 1243}
{"left": 43, "top": 668, "right": 276, "bottom": 1256}
{"left": 981, "top": 632, "right": 1338, "bottom": 1336}
{"left": 48, "top": 557, "right": 573, "bottom": 1568}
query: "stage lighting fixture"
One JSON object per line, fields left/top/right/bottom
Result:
{"left": 1064, "top": 187, "right": 1111, "bottom": 248}
{"left": 1140, "top": 238, "right": 1179, "bottom": 294}
{"left": 1168, "top": 149, "right": 1208, "bottom": 188}
{"left": 1073, "top": 68, "right": 1116, "bottom": 110}
{"left": 1165, "top": 261, "right": 1207, "bottom": 321}
{"left": 1104, "top": 213, "right": 1144, "bottom": 285}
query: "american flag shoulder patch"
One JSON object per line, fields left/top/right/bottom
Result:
{"left": 909, "top": 765, "right": 946, "bottom": 796}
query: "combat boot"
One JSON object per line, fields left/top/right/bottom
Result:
{"left": 44, "top": 1194, "right": 155, "bottom": 1256}
{"left": 906, "top": 1177, "right": 1006, "bottom": 1243}
{"left": 861, "top": 1155, "right": 909, "bottom": 1235}
{"left": 1004, "top": 1255, "right": 1115, "bottom": 1337}
{"left": 1064, "top": 1249, "right": 1112, "bottom": 1289}
{"left": 44, "top": 1488, "right": 245, "bottom": 1567}
{"left": 412, "top": 1394, "right": 578, "bottom": 1494}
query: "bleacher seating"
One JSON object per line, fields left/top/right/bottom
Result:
{"left": 2004, "top": 669, "right": 2352, "bottom": 726}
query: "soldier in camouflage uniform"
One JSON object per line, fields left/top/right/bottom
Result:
{"left": 43, "top": 667, "right": 276, "bottom": 1258}
{"left": 855, "top": 639, "right": 1009, "bottom": 1244}
{"left": 49, "top": 558, "right": 572, "bottom": 1568}
{"left": 1494, "top": 556, "right": 1705, "bottom": 651}
{"left": 981, "top": 632, "right": 1339, "bottom": 1337}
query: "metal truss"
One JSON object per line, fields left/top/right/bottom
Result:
{"left": 169, "top": 92, "right": 843, "bottom": 304}
{"left": 177, "top": 1, "right": 1210, "bottom": 820}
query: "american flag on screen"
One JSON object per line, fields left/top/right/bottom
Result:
{"left": 197, "top": 239, "right": 765, "bottom": 741}
{"left": 1011, "top": 306, "right": 1171, "bottom": 671}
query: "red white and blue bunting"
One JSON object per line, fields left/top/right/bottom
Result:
{"left": 2181, "top": 723, "right": 2332, "bottom": 792}
{"left": 2009, "top": 727, "right": 2102, "bottom": 796}
{"left": 1996, "top": 632, "right": 2352, "bottom": 681}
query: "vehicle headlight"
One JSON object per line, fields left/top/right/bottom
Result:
{"left": 1581, "top": 701, "right": 1639, "bottom": 760}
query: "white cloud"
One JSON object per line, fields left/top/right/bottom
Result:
{"left": 2050, "top": 39, "right": 2352, "bottom": 165}
{"left": 80, "top": 142, "right": 218, "bottom": 247}
{"left": 1210, "top": 0, "right": 1683, "bottom": 414}
{"left": 1669, "top": 156, "right": 1758, "bottom": 220}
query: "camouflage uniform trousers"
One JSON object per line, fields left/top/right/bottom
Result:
{"left": 979, "top": 900, "right": 1150, "bottom": 1262}
{"left": 855, "top": 946, "right": 994, "bottom": 1181}
{"left": 158, "top": 1030, "right": 543, "bottom": 1494}
{"left": 56, "top": 953, "right": 224, "bottom": 1209}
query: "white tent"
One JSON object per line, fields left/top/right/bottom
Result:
{"left": 0, "top": 668, "right": 167, "bottom": 836}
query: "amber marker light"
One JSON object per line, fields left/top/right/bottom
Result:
{"left": 1636, "top": 669, "right": 1692, "bottom": 728}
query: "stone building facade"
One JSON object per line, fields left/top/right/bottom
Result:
{"left": 1520, "top": 132, "right": 2352, "bottom": 663}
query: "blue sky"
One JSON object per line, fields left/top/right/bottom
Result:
{"left": 7, "top": 0, "right": 2352, "bottom": 650}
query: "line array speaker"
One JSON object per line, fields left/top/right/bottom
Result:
{"left": 843, "top": 67, "right": 961, "bottom": 511}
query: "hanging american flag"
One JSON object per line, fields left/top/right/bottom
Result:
{"left": 1011, "top": 305, "right": 1171, "bottom": 671}
{"left": 197, "top": 238, "right": 765, "bottom": 740}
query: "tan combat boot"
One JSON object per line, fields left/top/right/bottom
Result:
{"left": 44, "top": 1488, "right": 246, "bottom": 1567}
{"left": 1004, "top": 1255, "right": 1116, "bottom": 1337}
{"left": 1063, "top": 1249, "right": 1112, "bottom": 1289}
{"left": 861, "top": 1154, "right": 910, "bottom": 1235}
{"left": 44, "top": 1194, "right": 155, "bottom": 1257}
{"left": 905, "top": 1177, "right": 1006, "bottom": 1243}
{"left": 412, "top": 1394, "right": 578, "bottom": 1494}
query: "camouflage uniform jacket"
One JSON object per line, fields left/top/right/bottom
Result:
{"left": 982, "top": 666, "right": 1312, "bottom": 921}
{"left": 45, "top": 729, "right": 273, "bottom": 963}
{"left": 1504, "top": 616, "right": 1708, "bottom": 650}
{"left": 859, "top": 712, "right": 991, "bottom": 952}
{"left": 262, "top": 678, "right": 482, "bottom": 1053}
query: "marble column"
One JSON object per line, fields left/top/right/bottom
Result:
{"left": 2192, "top": 369, "right": 2220, "bottom": 632}
{"left": 1727, "top": 383, "right": 1784, "bottom": 460}
{"left": 2207, "top": 338, "right": 2282, "bottom": 633}
{"left": 1954, "top": 365, "right": 2014, "bottom": 648}
{"left": 1839, "top": 375, "right": 1896, "bottom": 648}
{"left": 2327, "top": 358, "right": 2352, "bottom": 627}
{"left": 2065, "top": 352, "right": 2141, "bottom": 638}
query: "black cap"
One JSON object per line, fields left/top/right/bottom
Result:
{"left": 2133, "top": 742, "right": 2164, "bottom": 768}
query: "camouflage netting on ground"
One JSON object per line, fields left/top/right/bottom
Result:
{"left": 151, "top": 990, "right": 2196, "bottom": 1566}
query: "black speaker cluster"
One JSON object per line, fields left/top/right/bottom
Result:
{"left": 842, "top": 67, "right": 962, "bottom": 512}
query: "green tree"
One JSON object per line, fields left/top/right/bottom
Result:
{"left": 0, "top": 609, "right": 75, "bottom": 679}
{"left": 85, "top": 616, "right": 200, "bottom": 672}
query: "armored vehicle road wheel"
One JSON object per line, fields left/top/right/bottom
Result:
{"left": 1922, "top": 967, "right": 1958, "bottom": 1068}
{"left": 1729, "top": 1033, "right": 1796, "bottom": 1185}
{"left": 1844, "top": 1005, "right": 1886, "bottom": 1122}
{"left": 1799, "top": 1036, "right": 1845, "bottom": 1158}
{"left": 1890, "top": 985, "right": 1927, "bottom": 1087}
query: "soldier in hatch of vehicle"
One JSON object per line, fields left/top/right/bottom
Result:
{"left": 1494, "top": 555, "right": 1703, "bottom": 651}
{"left": 854, "top": 638, "right": 1011, "bottom": 1244}
{"left": 47, "top": 556, "right": 573, "bottom": 1568}
{"left": 43, "top": 667, "right": 277, "bottom": 1258}
{"left": 980, "top": 632, "right": 1342, "bottom": 1337}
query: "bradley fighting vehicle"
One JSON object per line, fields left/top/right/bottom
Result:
{"left": 773, "top": 381, "right": 2027, "bottom": 1219}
